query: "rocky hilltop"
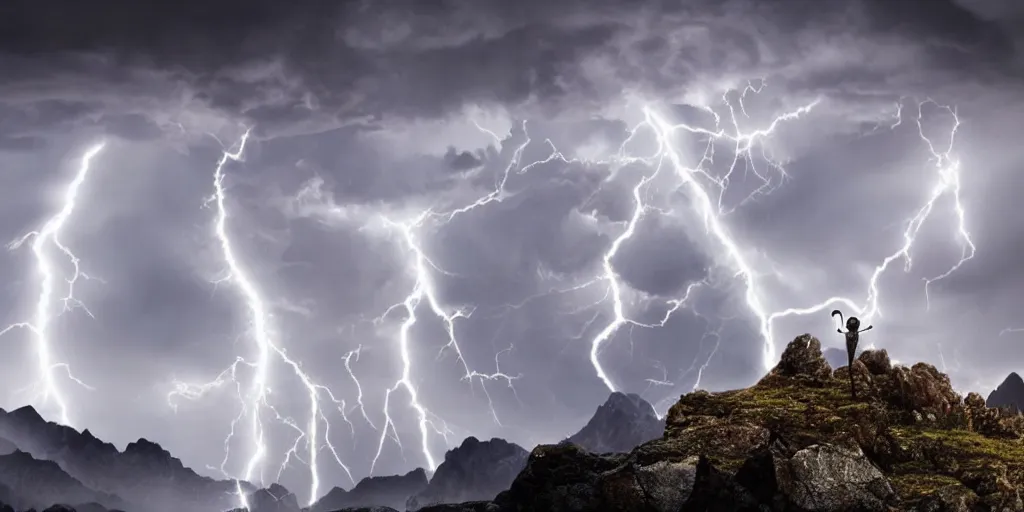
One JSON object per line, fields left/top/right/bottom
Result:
{"left": 565, "top": 391, "right": 665, "bottom": 454}
{"left": 400, "top": 334, "right": 1024, "bottom": 511}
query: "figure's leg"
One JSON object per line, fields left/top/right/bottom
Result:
{"left": 846, "top": 338, "right": 858, "bottom": 398}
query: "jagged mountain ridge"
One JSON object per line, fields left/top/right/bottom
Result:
{"left": 987, "top": 371, "right": 1024, "bottom": 413}
{"left": 0, "top": 387, "right": 689, "bottom": 512}
{"left": 565, "top": 391, "right": 664, "bottom": 453}
{"left": 0, "top": 405, "right": 250, "bottom": 512}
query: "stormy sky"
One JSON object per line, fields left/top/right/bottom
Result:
{"left": 2, "top": 0, "right": 1023, "bottom": 503}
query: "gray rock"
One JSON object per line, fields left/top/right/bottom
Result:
{"left": 909, "top": 483, "right": 979, "bottom": 512}
{"left": 778, "top": 444, "right": 895, "bottom": 511}
{"left": 633, "top": 458, "right": 699, "bottom": 511}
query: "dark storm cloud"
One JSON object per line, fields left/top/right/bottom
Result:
{"left": 443, "top": 147, "right": 484, "bottom": 172}
{"left": 3, "top": 0, "right": 1024, "bottom": 504}
{"left": 2, "top": 0, "right": 1019, "bottom": 141}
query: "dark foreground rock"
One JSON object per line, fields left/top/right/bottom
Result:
{"left": 566, "top": 391, "right": 665, "bottom": 454}
{"left": 424, "top": 333, "right": 1024, "bottom": 512}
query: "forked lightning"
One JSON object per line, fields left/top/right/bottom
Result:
{"left": 167, "top": 130, "right": 357, "bottom": 508}
{"left": 766, "top": 99, "right": 974, "bottom": 347}
{"left": 1, "top": 143, "right": 106, "bottom": 426}
{"left": 4, "top": 82, "right": 976, "bottom": 507}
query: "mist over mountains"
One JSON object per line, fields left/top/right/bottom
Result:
{"left": 0, "top": 390, "right": 662, "bottom": 512}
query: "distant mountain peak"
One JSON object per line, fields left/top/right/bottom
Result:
{"left": 603, "top": 391, "right": 658, "bottom": 416}
{"left": 988, "top": 372, "right": 1024, "bottom": 413}
{"left": 408, "top": 437, "right": 528, "bottom": 510}
{"left": 9, "top": 406, "right": 44, "bottom": 424}
{"left": 566, "top": 392, "right": 665, "bottom": 454}
{"left": 125, "top": 437, "right": 165, "bottom": 454}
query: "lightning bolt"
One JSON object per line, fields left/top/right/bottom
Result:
{"left": 368, "top": 209, "right": 520, "bottom": 475}
{"left": 523, "top": 86, "right": 818, "bottom": 391}
{"left": 166, "top": 130, "right": 355, "bottom": 508}
{"left": 454, "top": 86, "right": 970, "bottom": 399}
{"left": 187, "top": 82, "right": 973, "bottom": 497}
{"left": 1, "top": 142, "right": 106, "bottom": 426}
{"left": 342, "top": 345, "right": 376, "bottom": 431}
{"left": 766, "top": 98, "right": 975, "bottom": 353}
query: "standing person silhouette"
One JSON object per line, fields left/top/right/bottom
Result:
{"left": 832, "top": 310, "right": 873, "bottom": 398}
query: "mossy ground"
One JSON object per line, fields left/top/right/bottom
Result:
{"left": 665, "top": 368, "right": 1024, "bottom": 505}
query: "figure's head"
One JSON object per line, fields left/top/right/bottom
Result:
{"left": 846, "top": 316, "right": 861, "bottom": 332}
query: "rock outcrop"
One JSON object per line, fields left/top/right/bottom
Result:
{"left": 0, "top": 407, "right": 249, "bottom": 512}
{"left": 988, "top": 372, "right": 1024, "bottom": 414}
{"left": 418, "top": 333, "right": 1024, "bottom": 511}
{"left": 311, "top": 468, "right": 429, "bottom": 512}
{"left": 407, "top": 437, "right": 528, "bottom": 510}
{"left": 566, "top": 392, "right": 665, "bottom": 454}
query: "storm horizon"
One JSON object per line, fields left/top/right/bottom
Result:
{"left": 2, "top": 0, "right": 1024, "bottom": 505}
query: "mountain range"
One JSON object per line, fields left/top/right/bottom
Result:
{"left": 0, "top": 388, "right": 664, "bottom": 512}
{"left": 4, "top": 339, "right": 1022, "bottom": 512}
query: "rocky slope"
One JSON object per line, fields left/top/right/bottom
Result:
{"left": 566, "top": 391, "right": 665, "bottom": 454}
{"left": 0, "top": 406, "right": 249, "bottom": 512}
{"left": 407, "top": 437, "right": 528, "bottom": 510}
{"left": 404, "top": 334, "right": 1024, "bottom": 511}
{"left": 987, "top": 372, "right": 1024, "bottom": 413}
{"left": 311, "top": 468, "right": 428, "bottom": 511}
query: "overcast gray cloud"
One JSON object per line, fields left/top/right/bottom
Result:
{"left": 2, "top": 0, "right": 1024, "bottom": 505}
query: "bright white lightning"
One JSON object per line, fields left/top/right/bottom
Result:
{"left": 0, "top": 142, "right": 106, "bottom": 426}
{"left": 369, "top": 210, "right": 520, "bottom": 475}
{"left": 167, "top": 130, "right": 354, "bottom": 508}
{"left": 576, "top": 89, "right": 819, "bottom": 390}
{"left": 342, "top": 346, "right": 376, "bottom": 431}
{"left": 766, "top": 98, "right": 975, "bottom": 350}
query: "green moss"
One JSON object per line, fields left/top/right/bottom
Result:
{"left": 665, "top": 370, "right": 1024, "bottom": 503}
{"left": 890, "top": 474, "right": 962, "bottom": 497}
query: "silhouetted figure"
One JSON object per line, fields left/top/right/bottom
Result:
{"left": 832, "top": 310, "right": 873, "bottom": 398}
